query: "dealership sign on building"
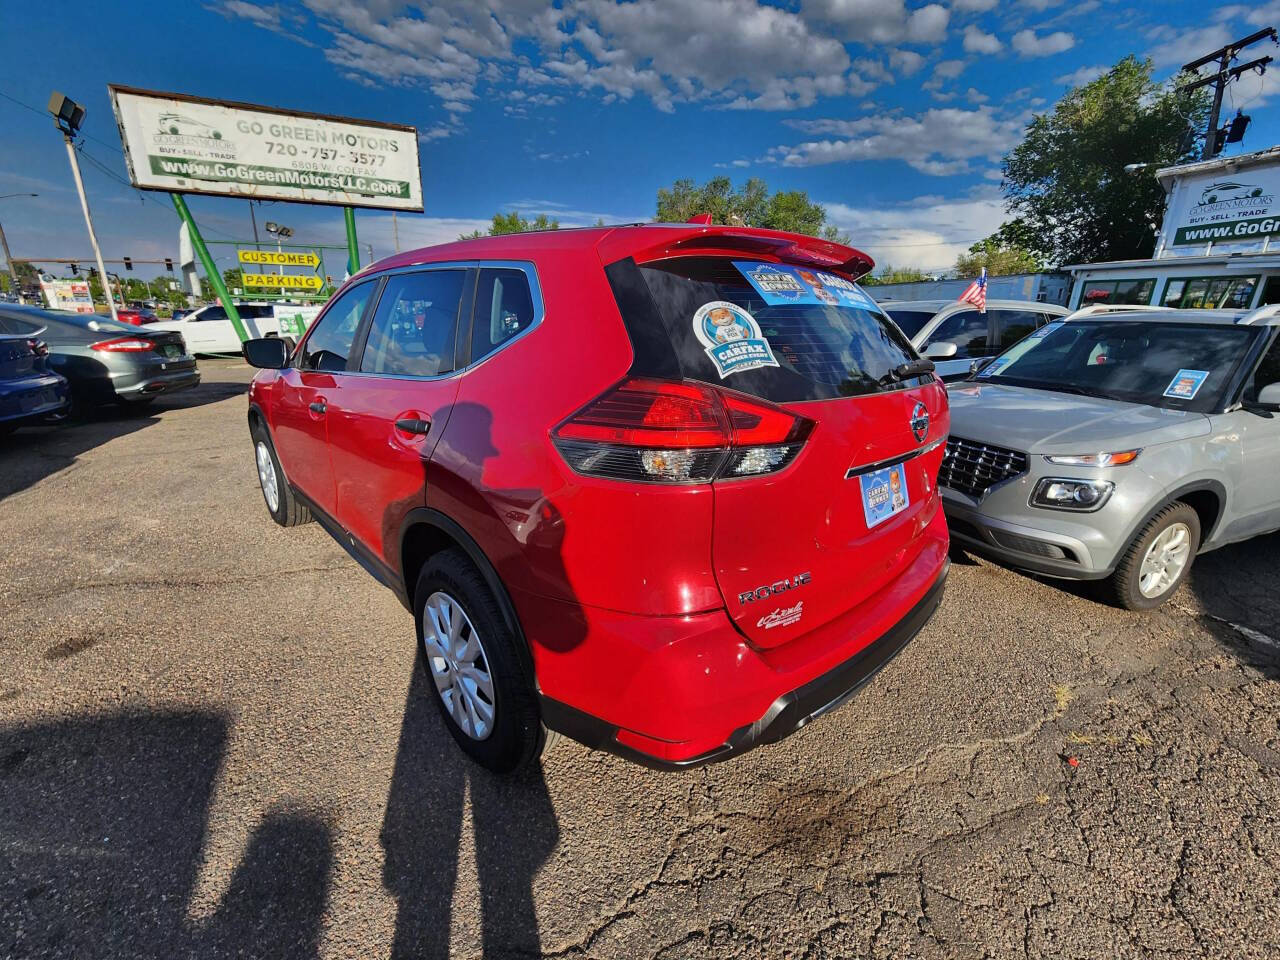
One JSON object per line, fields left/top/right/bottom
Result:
{"left": 1159, "top": 151, "right": 1280, "bottom": 248}
{"left": 109, "top": 85, "right": 423, "bottom": 211}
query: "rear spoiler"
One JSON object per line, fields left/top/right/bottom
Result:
{"left": 604, "top": 225, "right": 876, "bottom": 282}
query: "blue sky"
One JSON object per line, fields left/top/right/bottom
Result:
{"left": 1, "top": 0, "right": 1278, "bottom": 279}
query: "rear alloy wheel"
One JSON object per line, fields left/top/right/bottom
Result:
{"left": 1107, "top": 502, "right": 1200, "bottom": 610}
{"left": 249, "top": 421, "right": 312, "bottom": 527}
{"left": 414, "top": 550, "right": 544, "bottom": 773}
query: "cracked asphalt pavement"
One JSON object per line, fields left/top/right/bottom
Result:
{"left": 2, "top": 359, "right": 1278, "bottom": 959}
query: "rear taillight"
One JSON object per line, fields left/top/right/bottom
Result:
{"left": 91, "top": 337, "right": 155, "bottom": 352}
{"left": 26, "top": 339, "right": 49, "bottom": 358}
{"left": 552, "top": 377, "right": 813, "bottom": 483}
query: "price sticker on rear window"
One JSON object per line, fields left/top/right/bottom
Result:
{"left": 1163, "top": 369, "right": 1209, "bottom": 400}
{"left": 733, "top": 260, "right": 873, "bottom": 309}
{"left": 859, "top": 463, "right": 910, "bottom": 529}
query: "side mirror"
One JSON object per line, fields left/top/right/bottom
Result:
{"left": 924, "top": 341, "right": 958, "bottom": 359}
{"left": 1256, "top": 382, "right": 1280, "bottom": 409}
{"left": 243, "top": 336, "right": 289, "bottom": 369}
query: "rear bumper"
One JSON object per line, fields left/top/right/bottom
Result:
{"left": 528, "top": 509, "right": 950, "bottom": 768}
{"left": 0, "top": 374, "right": 69, "bottom": 424}
{"left": 112, "top": 365, "right": 201, "bottom": 400}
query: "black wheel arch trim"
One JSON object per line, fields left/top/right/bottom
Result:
{"left": 1121, "top": 478, "right": 1226, "bottom": 558}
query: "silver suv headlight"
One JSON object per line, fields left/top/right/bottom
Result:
{"left": 1030, "top": 477, "right": 1114, "bottom": 512}
{"left": 1043, "top": 449, "right": 1141, "bottom": 467}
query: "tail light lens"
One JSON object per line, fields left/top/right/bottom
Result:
{"left": 26, "top": 339, "right": 49, "bottom": 358}
{"left": 91, "top": 337, "right": 156, "bottom": 352}
{"left": 553, "top": 377, "right": 813, "bottom": 483}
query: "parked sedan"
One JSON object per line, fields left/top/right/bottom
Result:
{"left": 0, "top": 317, "right": 68, "bottom": 434}
{"left": 938, "top": 304, "right": 1280, "bottom": 609}
{"left": 0, "top": 305, "right": 199, "bottom": 411}
{"left": 880, "top": 299, "right": 1070, "bottom": 380}
{"left": 147, "top": 302, "right": 279, "bottom": 355}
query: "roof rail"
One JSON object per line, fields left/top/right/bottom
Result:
{"left": 1062, "top": 303, "right": 1167, "bottom": 321}
{"left": 1239, "top": 302, "right": 1280, "bottom": 325}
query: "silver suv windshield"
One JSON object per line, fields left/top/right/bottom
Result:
{"left": 974, "top": 319, "right": 1262, "bottom": 413}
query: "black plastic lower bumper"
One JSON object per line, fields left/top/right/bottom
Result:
{"left": 539, "top": 561, "right": 949, "bottom": 770}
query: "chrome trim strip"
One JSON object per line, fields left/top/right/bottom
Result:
{"left": 844, "top": 437, "right": 945, "bottom": 480}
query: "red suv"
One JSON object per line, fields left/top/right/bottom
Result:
{"left": 244, "top": 224, "right": 950, "bottom": 773}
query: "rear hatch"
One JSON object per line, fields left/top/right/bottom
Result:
{"left": 603, "top": 254, "right": 947, "bottom": 648}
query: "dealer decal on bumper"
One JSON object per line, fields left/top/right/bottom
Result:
{"left": 758, "top": 601, "right": 803, "bottom": 630}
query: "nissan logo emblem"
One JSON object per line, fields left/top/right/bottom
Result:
{"left": 910, "top": 402, "right": 929, "bottom": 443}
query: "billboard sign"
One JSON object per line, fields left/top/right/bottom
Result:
{"left": 109, "top": 85, "right": 424, "bottom": 211}
{"left": 238, "top": 249, "right": 320, "bottom": 268}
{"left": 40, "top": 277, "right": 95, "bottom": 313}
{"left": 1162, "top": 159, "right": 1280, "bottom": 248}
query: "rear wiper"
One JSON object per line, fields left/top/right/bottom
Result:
{"left": 879, "top": 358, "right": 936, "bottom": 384}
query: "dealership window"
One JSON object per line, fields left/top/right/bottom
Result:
{"left": 1079, "top": 278, "right": 1155, "bottom": 305}
{"left": 1162, "top": 275, "right": 1259, "bottom": 310}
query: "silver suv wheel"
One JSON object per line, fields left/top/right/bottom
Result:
{"left": 421, "top": 590, "right": 496, "bottom": 740}
{"left": 1138, "top": 521, "right": 1191, "bottom": 598}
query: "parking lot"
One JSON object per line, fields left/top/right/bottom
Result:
{"left": 1, "top": 357, "right": 1277, "bottom": 959}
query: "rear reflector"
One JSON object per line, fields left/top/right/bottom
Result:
{"left": 553, "top": 377, "right": 813, "bottom": 483}
{"left": 91, "top": 337, "right": 155, "bottom": 352}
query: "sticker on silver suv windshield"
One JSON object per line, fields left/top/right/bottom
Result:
{"left": 733, "top": 260, "right": 875, "bottom": 310}
{"left": 692, "top": 301, "right": 779, "bottom": 378}
{"left": 1163, "top": 369, "right": 1210, "bottom": 400}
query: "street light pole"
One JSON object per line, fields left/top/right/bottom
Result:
{"left": 62, "top": 134, "right": 117, "bottom": 321}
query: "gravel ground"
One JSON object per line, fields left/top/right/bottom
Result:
{"left": 2, "top": 359, "right": 1277, "bottom": 960}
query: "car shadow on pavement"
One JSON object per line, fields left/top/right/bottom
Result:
{"left": 0, "top": 709, "right": 333, "bottom": 960}
{"left": 381, "top": 650, "right": 560, "bottom": 959}
{"left": 1184, "top": 529, "right": 1280, "bottom": 670}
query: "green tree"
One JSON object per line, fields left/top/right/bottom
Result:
{"left": 222, "top": 267, "right": 244, "bottom": 292}
{"left": 459, "top": 212, "right": 561, "bottom": 239}
{"left": 955, "top": 225, "right": 1045, "bottom": 276}
{"left": 861, "top": 265, "right": 928, "bottom": 286}
{"left": 1002, "top": 55, "right": 1207, "bottom": 264}
{"left": 654, "top": 176, "right": 849, "bottom": 242}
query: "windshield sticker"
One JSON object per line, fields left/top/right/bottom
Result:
{"left": 977, "top": 357, "right": 1011, "bottom": 378}
{"left": 1028, "top": 321, "right": 1064, "bottom": 340}
{"left": 692, "top": 301, "right": 780, "bottom": 378}
{"left": 733, "top": 260, "right": 874, "bottom": 309}
{"left": 1163, "top": 369, "right": 1210, "bottom": 400}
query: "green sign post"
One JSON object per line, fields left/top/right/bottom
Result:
{"left": 170, "top": 192, "right": 248, "bottom": 344}
{"left": 344, "top": 206, "right": 360, "bottom": 277}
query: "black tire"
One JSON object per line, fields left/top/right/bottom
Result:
{"left": 414, "top": 550, "right": 543, "bottom": 774}
{"left": 1107, "top": 502, "right": 1200, "bottom": 610}
{"left": 250, "top": 420, "right": 312, "bottom": 527}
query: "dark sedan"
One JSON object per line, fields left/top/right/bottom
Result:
{"left": 0, "top": 319, "right": 68, "bottom": 434}
{"left": 0, "top": 306, "right": 199, "bottom": 412}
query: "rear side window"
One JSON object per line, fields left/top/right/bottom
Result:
{"left": 472, "top": 268, "right": 534, "bottom": 363}
{"left": 609, "top": 257, "right": 918, "bottom": 402}
{"left": 300, "top": 282, "right": 375, "bottom": 372}
{"left": 361, "top": 270, "right": 464, "bottom": 377}
{"left": 993, "top": 310, "right": 1044, "bottom": 349}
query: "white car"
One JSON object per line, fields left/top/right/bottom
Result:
{"left": 879, "top": 298, "right": 1071, "bottom": 380}
{"left": 147, "top": 303, "right": 280, "bottom": 355}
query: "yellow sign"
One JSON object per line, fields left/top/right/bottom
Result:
{"left": 243, "top": 272, "right": 324, "bottom": 290}
{"left": 238, "top": 249, "right": 321, "bottom": 268}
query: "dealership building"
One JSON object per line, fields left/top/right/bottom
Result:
{"left": 1065, "top": 145, "right": 1280, "bottom": 310}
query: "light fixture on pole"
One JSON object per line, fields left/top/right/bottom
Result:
{"left": 49, "top": 91, "right": 117, "bottom": 322}
{"left": 264, "top": 221, "right": 293, "bottom": 275}
{"left": 0, "top": 193, "right": 38, "bottom": 304}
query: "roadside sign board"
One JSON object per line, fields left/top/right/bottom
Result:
{"left": 1162, "top": 160, "right": 1280, "bottom": 248}
{"left": 238, "top": 249, "right": 321, "bottom": 268}
{"left": 243, "top": 273, "right": 324, "bottom": 291}
{"left": 39, "top": 278, "right": 94, "bottom": 313}
{"left": 109, "top": 85, "right": 424, "bottom": 211}
{"left": 273, "top": 303, "right": 325, "bottom": 338}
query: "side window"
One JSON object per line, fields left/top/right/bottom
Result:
{"left": 926, "top": 310, "right": 989, "bottom": 358}
{"left": 1245, "top": 337, "right": 1280, "bottom": 402}
{"left": 994, "top": 310, "right": 1042, "bottom": 349}
{"left": 197, "top": 306, "right": 227, "bottom": 322}
{"left": 471, "top": 268, "right": 535, "bottom": 363}
{"left": 300, "top": 282, "right": 375, "bottom": 372}
{"left": 360, "top": 270, "right": 465, "bottom": 377}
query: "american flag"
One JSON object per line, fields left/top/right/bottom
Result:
{"left": 958, "top": 267, "right": 987, "bottom": 313}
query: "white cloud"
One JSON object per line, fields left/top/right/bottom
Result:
{"left": 951, "top": 0, "right": 998, "bottom": 10}
{"left": 774, "top": 106, "right": 1024, "bottom": 175}
{"left": 1011, "top": 29, "right": 1075, "bottom": 58}
{"left": 962, "top": 25, "right": 1002, "bottom": 54}
{"left": 822, "top": 188, "right": 1007, "bottom": 272}
{"left": 888, "top": 49, "right": 926, "bottom": 76}
{"left": 1054, "top": 64, "right": 1108, "bottom": 88}
{"left": 922, "top": 59, "right": 965, "bottom": 91}
{"left": 803, "top": 0, "right": 949, "bottom": 46}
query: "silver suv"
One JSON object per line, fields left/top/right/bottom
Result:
{"left": 940, "top": 304, "right": 1280, "bottom": 609}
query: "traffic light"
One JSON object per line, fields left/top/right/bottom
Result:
{"left": 164, "top": 258, "right": 173, "bottom": 272}
{"left": 70, "top": 263, "right": 78, "bottom": 275}
{"left": 123, "top": 256, "right": 133, "bottom": 271}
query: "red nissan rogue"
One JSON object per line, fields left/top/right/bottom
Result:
{"left": 243, "top": 224, "right": 950, "bottom": 773}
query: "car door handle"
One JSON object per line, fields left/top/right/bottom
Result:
{"left": 394, "top": 417, "right": 432, "bottom": 436}
{"left": 309, "top": 400, "right": 327, "bottom": 414}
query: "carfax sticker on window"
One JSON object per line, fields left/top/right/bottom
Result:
{"left": 733, "top": 260, "right": 876, "bottom": 310}
{"left": 692, "top": 301, "right": 779, "bottom": 378}
{"left": 860, "top": 463, "right": 910, "bottom": 529}
{"left": 1163, "top": 369, "right": 1209, "bottom": 400}
{"left": 1027, "top": 321, "right": 1064, "bottom": 340}
{"left": 978, "top": 357, "right": 1011, "bottom": 378}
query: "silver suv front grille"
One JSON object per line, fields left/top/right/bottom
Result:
{"left": 939, "top": 437, "right": 1029, "bottom": 498}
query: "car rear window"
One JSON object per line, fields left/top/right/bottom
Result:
{"left": 607, "top": 256, "right": 921, "bottom": 402}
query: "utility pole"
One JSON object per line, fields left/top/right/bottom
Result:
{"left": 48, "top": 92, "right": 118, "bottom": 321}
{"left": 392, "top": 211, "right": 400, "bottom": 253}
{"left": 0, "top": 220, "right": 17, "bottom": 301}
{"left": 249, "top": 200, "right": 261, "bottom": 248}
{"left": 1179, "top": 27, "right": 1277, "bottom": 160}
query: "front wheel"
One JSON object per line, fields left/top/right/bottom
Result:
{"left": 414, "top": 550, "right": 544, "bottom": 774}
{"left": 1107, "top": 502, "right": 1200, "bottom": 610}
{"left": 250, "top": 421, "right": 312, "bottom": 527}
